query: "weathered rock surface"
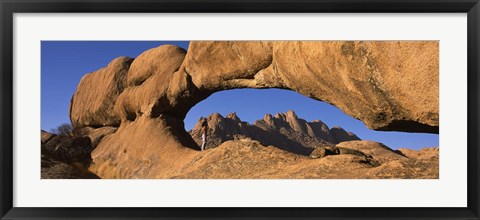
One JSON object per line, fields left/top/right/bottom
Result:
{"left": 85, "top": 126, "right": 117, "bottom": 148}
{"left": 113, "top": 45, "right": 201, "bottom": 122}
{"left": 310, "top": 145, "right": 371, "bottom": 159}
{"left": 70, "top": 56, "right": 133, "bottom": 128}
{"left": 127, "top": 45, "right": 187, "bottom": 87}
{"left": 336, "top": 140, "right": 407, "bottom": 161}
{"left": 370, "top": 158, "right": 439, "bottom": 179}
{"left": 90, "top": 115, "right": 199, "bottom": 178}
{"left": 398, "top": 147, "right": 439, "bottom": 159}
{"left": 67, "top": 126, "right": 117, "bottom": 148}
{"left": 189, "top": 111, "right": 357, "bottom": 155}
{"left": 41, "top": 156, "right": 99, "bottom": 179}
{"left": 88, "top": 137, "right": 437, "bottom": 179}
{"left": 173, "top": 139, "right": 438, "bottom": 179}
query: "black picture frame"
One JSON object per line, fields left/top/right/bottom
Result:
{"left": 1, "top": 0, "right": 479, "bottom": 219}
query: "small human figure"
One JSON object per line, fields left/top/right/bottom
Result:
{"left": 200, "top": 117, "right": 208, "bottom": 151}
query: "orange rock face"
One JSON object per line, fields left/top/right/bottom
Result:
{"left": 70, "top": 56, "right": 133, "bottom": 128}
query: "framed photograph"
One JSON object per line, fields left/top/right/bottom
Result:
{"left": 1, "top": 0, "right": 479, "bottom": 219}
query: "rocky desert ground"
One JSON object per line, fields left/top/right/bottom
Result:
{"left": 41, "top": 111, "right": 438, "bottom": 179}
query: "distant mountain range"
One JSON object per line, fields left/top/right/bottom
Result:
{"left": 189, "top": 110, "right": 360, "bottom": 155}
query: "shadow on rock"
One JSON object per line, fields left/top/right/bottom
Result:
{"left": 41, "top": 130, "right": 100, "bottom": 179}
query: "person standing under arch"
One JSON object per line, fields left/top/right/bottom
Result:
{"left": 200, "top": 117, "right": 208, "bottom": 151}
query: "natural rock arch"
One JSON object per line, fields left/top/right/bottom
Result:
{"left": 70, "top": 41, "right": 439, "bottom": 178}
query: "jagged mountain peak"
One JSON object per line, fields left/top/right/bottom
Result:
{"left": 286, "top": 109, "right": 298, "bottom": 119}
{"left": 226, "top": 112, "right": 241, "bottom": 122}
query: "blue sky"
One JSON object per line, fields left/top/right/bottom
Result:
{"left": 42, "top": 41, "right": 438, "bottom": 150}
